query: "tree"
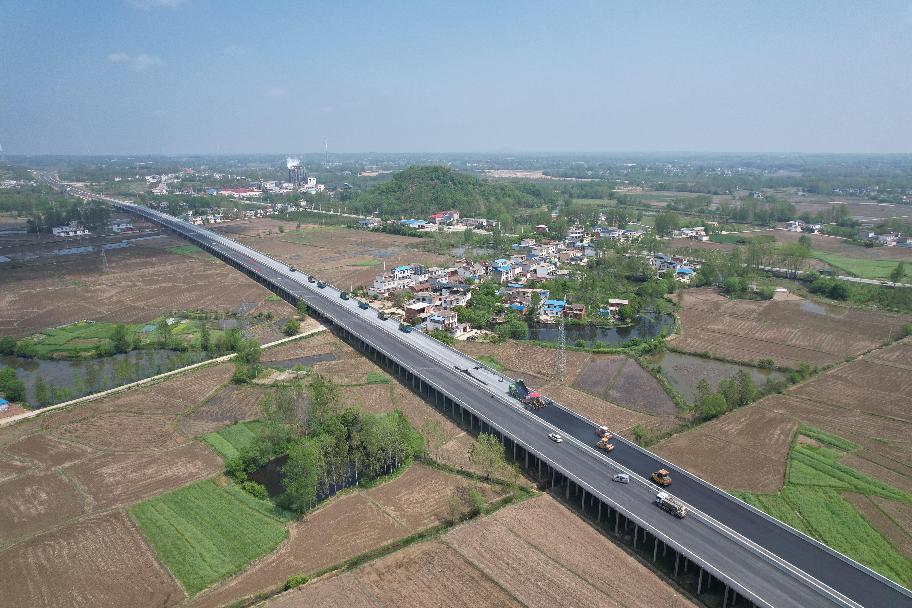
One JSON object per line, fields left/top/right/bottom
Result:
{"left": 14, "top": 340, "right": 38, "bottom": 358}
{"left": 525, "top": 291, "right": 541, "bottom": 324}
{"left": 654, "top": 212, "right": 681, "bottom": 237}
{"left": 34, "top": 376, "right": 49, "bottom": 406}
{"left": 199, "top": 323, "right": 211, "bottom": 351}
{"left": 280, "top": 438, "right": 322, "bottom": 512}
{"left": 469, "top": 433, "right": 507, "bottom": 480}
{"left": 296, "top": 301, "right": 309, "bottom": 319}
{"left": 694, "top": 379, "right": 712, "bottom": 406}
{"left": 696, "top": 392, "right": 727, "bottom": 421}
{"left": 111, "top": 324, "right": 130, "bottom": 354}
{"left": 307, "top": 374, "right": 342, "bottom": 433}
{"left": 0, "top": 336, "right": 16, "bottom": 355}
{"left": 890, "top": 262, "right": 906, "bottom": 284}
{"left": 798, "top": 234, "right": 812, "bottom": 252}
{"left": 0, "top": 368, "right": 26, "bottom": 403}
{"left": 232, "top": 338, "right": 262, "bottom": 382}
{"left": 156, "top": 317, "right": 172, "bottom": 349}
{"left": 283, "top": 318, "right": 301, "bottom": 336}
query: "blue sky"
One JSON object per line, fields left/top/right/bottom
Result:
{"left": 1, "top": 1, "right": 910, "bottom": 154}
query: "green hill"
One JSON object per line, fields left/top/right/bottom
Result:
{"left": 352, "top": 165, "right": 540, "bottom": 221}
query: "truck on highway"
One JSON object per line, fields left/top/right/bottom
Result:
{"left": 595, "top": 436, "right": 615, "bottom": 452}
{"left": 651, "top": 468, "right": 672, "bottom": 487}
{"left": 508, "top": 379, "right": 546, "bottom": 409}
{"left": 655, "top": 492, "right": 687, "bottom": 518}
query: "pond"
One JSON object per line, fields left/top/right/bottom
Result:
{"left": 249, "top": 454, "right": 364, "bottom": 502}
{"left": 521, "top": 313, "right": 676, "bottom": 347}
{"left": 643, "top": 350, "right": 786, "bottom": 404}
{"left": 0, "top": 349, "right": 210, "bottom": 407}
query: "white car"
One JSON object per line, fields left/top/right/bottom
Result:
{"left": 613, "top": 473, "right": 630, "bottom": 484}
{"left": 548, "top": 433, "right": 563, "bottom": 443}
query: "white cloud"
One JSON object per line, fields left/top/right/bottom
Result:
{"left": 128, "top": 0, "right": 189, "bottom": 9}
{"left": 266, "top": 88, "right": 287, "bottom": 98}
{"left": 107, "top": 52, "right": 164, "bottom": 70}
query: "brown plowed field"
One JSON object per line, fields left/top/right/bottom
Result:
{"left": 211, "top": 220, "right": 451, "bottom": 289}
{"left": 534, "top": 383, "right": 653, "bottom": 434}
{"left": 312, "top": 357, "right": 385, "bottom": 385}
{"left": 65, "top": 443, "right": 222, "bottom": 510}
{"left": 190, "top": 464, "right": 498, "bottom": 608}
{"left": 573, "top": 355, "right": 677, "bottom": 415}
{"left": 0, "top": 511, "right": 183, "bottom": 608}
{"left": 0, "top": 233, "right": 276, "bottom": 338}
{"left": 444, "top": 494, "right": 696, "bottom": 608}
{"left": 455, "top": 340, "right": 591, "bottom": 384}
{"left": 4, "top": 434, "right": 94, "bottom": 468}
{"left": 0, "top": 457, "right": 31, "bottom": 483}
{"left": 674, "top": 288, "right": 912, "bottom": 368}
{"left": 265, "top": 573, "right": 380, "bottom": 608}
{"left": 52, "top": 411, "right": 184, "bottom": 451}
{"left": 0, "top": 472, "right": 85, "bottom": 545}
{"left": 181, "top": 384, "right": 270, "bottom": 436}
{"left": 653, "top": 406, "right": 798, "bottom": 493}
{"left": 261, "top": 330, "right": 350, "bottom": 362}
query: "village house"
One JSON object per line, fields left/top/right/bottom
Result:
{"left": 51, "top": 221, "right": 89, "bottom": 237}
{"left": 542, "top": 299, "right": 566, "bottom": 318}
{"left": 564, "top": 303, "right": 586, "bottom": 320}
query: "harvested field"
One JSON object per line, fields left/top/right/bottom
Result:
{"left": 674, "top": 287, "right": 912, "bottom": 368}
{"left": 444, "top": 494, "right": 696, "bottom": 608}
{"left": 573, "top": 355, "right": 676, "bottom": 415}
{"left": 4, "top": 434, "right": 94, "bottom": 469}
{"left": 51, "top": 411, "right": 184, "bottom": 451}
{"left": 211, "top": 220, "right": 452, "bottom": 289}
{"left": 0, "top": 511, "right": 183, "bottom": 608}
{"left": 266, "top": 573, "right": 379, "bottom": 608}
{"left": 190, "top": 464, "right": 501, "bottom": 608}
{"left": 0, "top": 233, "right": 276, "bottom": 338}
{"left": 312, "top": 357, "right": 385, "bottom": 385}
{"left": 534, "top": 383, "right": 653, "bottom": 434}
{"left": 65, "top": 443, "right": 222, "bottom": 510}
{"left": 261, "top": 329, "right": 353, "bottom": 363}
{"left": 0, "top": 472, "right": 85, "bottom": 545}
{"left": 653, "top": 406, "right": 798, "bottom": 492}
{"left": 455, "top": 340, "right": 590, "bottom": 385}
{"left": 181, "top": 384, "right": 271, "bottom": 436}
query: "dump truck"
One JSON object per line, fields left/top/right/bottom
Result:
{"left": 655, "top": 492, "right": 687, "bottom": 518}
{"left": 650, "top": 468, "right": 672, "bottom": 487}
{"left": 595, "top": 426, "right": 613, "bottom": 440}
{"left": 595, "top": 436, "right": 615, "bottom": 452}
{"left": 508, "top": 379, "right": 546, "bottom": 409}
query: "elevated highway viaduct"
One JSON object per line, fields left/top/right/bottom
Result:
{"left": 49, "top": 180, "right": 912, "bottom": 608}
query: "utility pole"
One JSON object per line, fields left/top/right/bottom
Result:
{"left": 557, "top": 316, "right": 566, "bottom": 380}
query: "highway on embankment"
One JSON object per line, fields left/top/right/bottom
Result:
{"left": 47, "top": 180, "right": 912, "bottom": 608}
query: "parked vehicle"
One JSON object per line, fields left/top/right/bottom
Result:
{"left": 398, "top": 322, "right": 413, "bottom": 333}
{"left": 548, "top": 433, "right": 563, "bottom": 443}
{"left": 288, "top": 266, "right": 297, "bottom": 272}
{"left": 317, "top": 281, "right": 326, "bottom": 289}
{"left": 340, "top": 292, "right": 350, "bottom": 300}
{"left": 358, "top": 301, "right": 369, "bottom": 309}
{"left": 613, "top": 473, "right": 630, "bottom": 484}
{"left": 308, "top": 275, "right": 316, "bottom": 283}
{"left": 378, "top": 311, "right": 389, "bottom": 320}
{"left": 651, "top": 468, "right": 672, "bottom": 487}
{"left": 655, "top": 491, "right": 687, "bottom": 518}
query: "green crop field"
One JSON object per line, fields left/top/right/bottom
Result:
{"left": 737, "top": 427, "right": 912, "bottom": 586}
{"left": 167, "top": 244, "right": 204, "bottom": 256}
{"left": 30, "top": 321, "right": 137, "bottom": 357}
{"left": 812, "top": 252, "right": 910, "bottom": 281}
{"left": 201, "top": 421, "right": 264, "bottom": 460}
{"left": 129, "top": 479, "right": 289, "bottom": 595}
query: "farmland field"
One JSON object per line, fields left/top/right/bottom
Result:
{"left": 189, "top": 464, "right": 506, "bottom": 608}
{"left": 573, "top": 355, "right": 677, "bottom": 414}
{"left": 0, "top": 511, "right": 183, "bottom": 608}
{"left": 0, "top": 230, "right": 288, "bottom": 338}
{"left": 673, "top": 287, "right": 912, "bottom": 368}
{"left": 201, "top": 420, "right": 264, "bottom": 460}
{"left": 811, "top": 251, "right": 911, "bottom": 280}
{"left": 266, "top": 494, "right": 696, "bottom": 608}
{"left": 736, "top": 428, "right": 912, "bottom": 586}
{"left": 129, "top": 478, "right": 291, "bottom": 595}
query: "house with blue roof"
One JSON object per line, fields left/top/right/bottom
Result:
{"left": 542, "top": 299, "right": 566, "bottom": 317}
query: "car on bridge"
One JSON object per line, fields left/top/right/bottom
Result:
{"left": 317, "top": 281, "right": 326, "bottom": 288}
{"left": 308, "top": 275, "right": 316, "bottom": 283}
{"left": 340, "top": 292, "right": 350, "bottom": 300}
{"left": 358, "top": 301, "right": 369, "bottom": 309}
{"left": 398, "top": 322, "right": 413, "bottom": 333}
{"left": 288, "top": 266, "right": 297, "bottom": 272}
{"left": 548, "top": 433, "right": 563, "bottom": 443}
{"left": 613, "top": 473, "right": 630, "bottom": 484}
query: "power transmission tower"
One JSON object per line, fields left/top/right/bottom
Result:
{"left": 100, "top": 246, "right": 108, "bottom": 273}
{"left": 557, "top": 316, "right": 566, "bottom": 380}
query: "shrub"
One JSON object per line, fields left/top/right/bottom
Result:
{"left": 241, "top": 481, "right": 268, "bottom": 500}
{"left": 467, "top": 488, "right": 486, "bottom": 515}
{"left": 0, "top": 336, "right": 16, "bottom": 355}
{"left": 631, "top": 424, "right": 649, "bottom": 444}
{"left": 14, "top": 340, "right": 38, "bottom": 358}
{"left": 757, "top": 357, "right": 775, "bottom": 369}
{"left": 285, "top": 574, "right": 310, "bottom": 590}
{"left": 282, "top": 318, "right": 301, "bottom": 336}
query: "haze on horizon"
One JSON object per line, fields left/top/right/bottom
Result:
{"left": 1, "top": 0, "right": 911, "bottom": 156}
